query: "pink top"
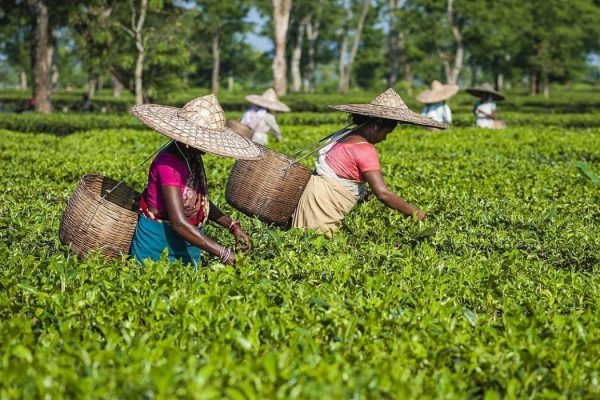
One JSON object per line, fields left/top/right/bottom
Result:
{"left": 145, "top": 152, "right": 190, "bottom": 212}
{"left": 325, "top": 141, "right": 381, "bottom": 181}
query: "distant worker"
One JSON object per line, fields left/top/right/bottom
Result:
{"left": 417, "top": 80, "right": 459, "bottom": 126}
{"left": 241, "top": 88, "right": 290, "bottom": 145}
{"left": 466, "top": 83, "right": 506, "bottom": 129}
{"left": 292, "top": 89, "right": 447, "bottom": 236}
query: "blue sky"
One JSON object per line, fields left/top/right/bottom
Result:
{"left": 244, "top": 7, "right": 273, "bottom": 53}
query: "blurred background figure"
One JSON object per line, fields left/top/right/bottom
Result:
{"left": 467, "top": 83, "right": 506, "bottom": 129}
{"left": 81, "top": 92, "right": 93, "bottom": 112}
{"left": 241, "top": 88, "right": 290, "bottom": 145}
{"left": 417, "top": 80, "right": 459, "bottom": 127}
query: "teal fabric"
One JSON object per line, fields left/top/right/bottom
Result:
{"left": 130, "top": 214, "right": 202, "bottom": 268}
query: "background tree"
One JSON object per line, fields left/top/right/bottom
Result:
{"left": 337, "top": 0, "right": 370, "bottom": 93}
{"left": 187, "top": 0, "right": 250, "bottom": 95}
{"left": 271, "top": 0, "right": 292, "bottom": 95}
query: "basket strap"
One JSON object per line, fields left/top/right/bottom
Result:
{"left": 83, "top": 140, "right": 171, "bottom": 232}
{"left": 289, "top": 124, "right": 353, "bottom": 159}
{"left": 290, "top": 120, "right": 370, "bottom": 165}
{"left": 99, "top": 140, "right": 171, "bottom": 201}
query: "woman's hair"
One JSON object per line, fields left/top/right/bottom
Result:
{"left": 349, "top": 113, "right": 371, "bottom": 125}
{"left": 349, "top": 113, "right": 396, "bottom": 128}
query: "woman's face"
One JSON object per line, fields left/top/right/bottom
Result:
{"left": 365, "top": 119, "right": 397, "bottom": 144}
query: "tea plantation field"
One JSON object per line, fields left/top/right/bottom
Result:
{"left": 1, "top": 96, "right": 599, "bottom": 398}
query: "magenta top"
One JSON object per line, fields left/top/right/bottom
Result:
{"left": 325, "top": 141, "right": 381, "bottom": 181}
{"left": 145, "top": 152, "right": 190, "bottom": 212}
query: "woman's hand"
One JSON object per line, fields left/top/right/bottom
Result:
{"left": 414, "top": 210, "right": 427, "bottom": 221}
{"left": 231, "top": 225, "right": 252, "bottom": 253}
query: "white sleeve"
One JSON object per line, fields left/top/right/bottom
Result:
{"left": 264, "top": 113, "right": 282, "bottom": 140}
{"left": 445, "top": 105, "right": 452, "bottom": 124}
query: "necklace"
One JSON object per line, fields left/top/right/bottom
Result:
{"left": 174, "top": 142, "right": 192, "bottom": 172}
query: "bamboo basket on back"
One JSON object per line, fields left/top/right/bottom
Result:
{"left": 226, "top": 145, "right": 312, "bottom": 226}
{"left": 226, "top": 119, "right": 253, "bottom": 138}
{"left": 59, "top": 174, "right": 139, "bottom": 259}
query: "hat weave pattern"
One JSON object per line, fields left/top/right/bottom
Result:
{"left": 329, "top": 88, "right": 448, "bottom": 129}
{"left": 131, "top": 94, "right": 263, "bottom": 160}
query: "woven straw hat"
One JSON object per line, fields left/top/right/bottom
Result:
{"left": 246, "top": 88, "right": 291, "bottom": 112}
{"left": 417, "top": 80, "right": 459, "bottom": 104}
{"left": 466, "top": 83, "right": 505, "bottom": 101}
{"left": 131, "top": 94, "right": 263, "bottom": 160}
{"left": 329, "top": 88, "right": 448, "bottom": 129}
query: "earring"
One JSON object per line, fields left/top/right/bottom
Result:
{"left": 186, "top": 144, "right": 189, "bottom": 149}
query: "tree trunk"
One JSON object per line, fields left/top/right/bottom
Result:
{"left": 211, "top": 33, "right": 220, "bottom": 94}
{"left": 339, "top": 0, "right": 370, "bottom": 93}
{"left": 529, "top": 68, "right": 537, "bottom": 95}
{"left": 442, "top": 59, "right": 452, "bottom": 85}
{"left": 291, "top": 17, "right": 307, "bottom": 93}
{"left": 227, "top": 74, "right": 234, "bottom": 92}
{"left": 387, "top": 0, "right": 399, "bottom": 88}
{"left": 305, "top": 16, "right": 319, "bottom": 93}
{"left": 50, "top": 63, "right": 59, "bottom": 93}
{"left": 134, "top": 49, "right": 144, "bottom": 105}
{"left": 112, "top": 72, "right": 124, "bottom": 97}
{"left": 87, "top": 73, "right": 97, "bottom": 98}
{"left": 26, "top": 0, "right": 51, "bottom": 113}
{"left": 337, "top": 22, "right": 349, "bottom": 93}
{"left": 129, "top": 0, "right": 148, "bottom": 105}
{"left": 542, "top": 72, "right": 549, "bottom": 98}
{"left": 20, "top": 71, "right": 28, "bottom": 91}
{"left": 494, "top": 73, "right": 503, "bottom": 91}
{"left": 446, "top": 0, "right": 463, "bottom": 85}
{"left": 272, "top": 0, "right": 293, "bottom": 95}
{"left": 403, "top": 63, "right": 413, "bottom": 95}
{"left": 470, "top": 63, "right": 477, "bottom": 86}
{"left": 50, "top": 43, "right": 59, "bottom": 94}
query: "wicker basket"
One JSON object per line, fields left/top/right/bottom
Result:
{"left": 59, "top": 174, "right": 140, "bottom": 259}
{"left": 226, "top": 146, "right": 312, "bottom": 226}
{"left": 226, "top": 119, "right": 253, "bottom": 138}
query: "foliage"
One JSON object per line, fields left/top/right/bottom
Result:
{"left": 0, "top": 90, "right": 599, "bottom": 397}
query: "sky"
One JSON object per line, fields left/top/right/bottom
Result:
{"left": 244, "top": 7, "right": 273, "bottom": 53}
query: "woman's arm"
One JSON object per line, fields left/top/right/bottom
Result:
{"left": 362, "top": 170, "right": 426, "bottom": 220}
{"left": 209, "top": 201, "right": 251, "bottom": 252}
{"left": 161, "top": 186, "right": 235, "bottom": 264}
{"left": 264, "top": 113, "right": 282, "bottom": 141}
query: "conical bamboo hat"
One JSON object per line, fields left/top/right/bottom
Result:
{"left": 329, "top": 88, "right": 448, "bottom": 129}
{"left": 417, "top": 80, "right": 459, "bottom": 104}
{"left": 246, "top": 88, "right": 291, "bottom": 112}
{"left": 131, "top": 94, "right": 263, "bottom": 160}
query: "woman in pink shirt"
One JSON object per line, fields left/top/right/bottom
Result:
{"left": 130, "top": 94, "right": 263, "bottom": 267}
{"left": 293, "top": 89, "right": 447, "bottom": 235}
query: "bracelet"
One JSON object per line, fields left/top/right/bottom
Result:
{"left": 219, "top": 246, "right": 232, "bottom": 263}
{"left": 228, "top": 220, "right": 241, "bottom": 233}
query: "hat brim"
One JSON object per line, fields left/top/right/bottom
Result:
{"left": 417, "top": 85, "right": 459, "bottom": 104}
{"left": 466, "top": 88, "right": 505, "bottom": 101}
{"left": 246, "top": 95, "right": 291, "bottom": 112}
{"left": 328, "top": 104, "right": 448, "bottom": 129}
{"left": 131, "top": 104, "right": 263, "bottom": 160}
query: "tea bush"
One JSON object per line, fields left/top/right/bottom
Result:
{"left": 0, "top": 110, "right": 599, "bottom": 398}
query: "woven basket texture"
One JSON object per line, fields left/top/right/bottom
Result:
{"left": 59, "top": 175, "right": 139, "bottom": 259}
{"left": 226, "top": 119, "right": 253, "bottom": 138}
{"left": 226, "top": 146, "right": 312, "bottom": 226}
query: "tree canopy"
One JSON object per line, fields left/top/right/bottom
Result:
{"left": 0, "top": 0, "right": 598, "bottom": 104}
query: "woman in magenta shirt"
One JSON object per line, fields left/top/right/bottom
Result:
{"left": 293, "top": 89, "right": 447, "bottom": 235}
{"left": 130, "top": 94, "right": 263, "bottom": 267}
